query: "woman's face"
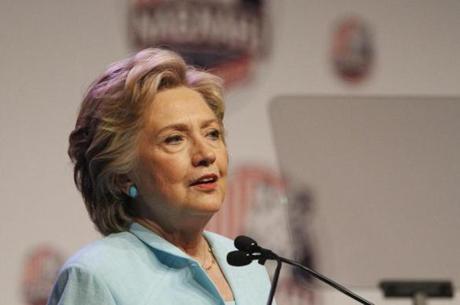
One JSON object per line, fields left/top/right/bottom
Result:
{"left": 133, "top": 86, "right": 228, "bottom": 220}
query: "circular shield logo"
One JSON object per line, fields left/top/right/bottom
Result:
{"left": 21, "top": 245, "right": 63, "bottom": 305}
{"left": 331, "top": 16, "right": 374, "bottom": 83}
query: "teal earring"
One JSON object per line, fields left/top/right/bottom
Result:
{"left": 128, "top": 185, "right": 138, "bottom": 198}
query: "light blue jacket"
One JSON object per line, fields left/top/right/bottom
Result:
{"left": 47, "top": 223, "right": 273, "bottom": 305}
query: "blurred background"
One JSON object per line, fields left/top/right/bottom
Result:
{"left": 1, "top": 1, "right": 459, "bottom": 305}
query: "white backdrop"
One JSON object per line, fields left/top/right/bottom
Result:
{"left": 1, "top": 1, "right": 460, "bottom": 305}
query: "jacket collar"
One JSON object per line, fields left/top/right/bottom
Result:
{"left": 129, "top": 222, "right": 190, "bottom": 259}
{"left": 129, "top": 222, "right": 259, "bottom": 305}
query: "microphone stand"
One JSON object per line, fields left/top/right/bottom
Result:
{"left": 253, "top": 251, "right": 374, "bottom": 305}
{"left": 266, "top": 258, "right": 282, "bottom": 305}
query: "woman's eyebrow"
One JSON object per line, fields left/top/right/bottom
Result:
{"left": 200, "top": 118, "right": 219, "bottom": 128}
{"left": 156, "top": 118, "right": 219, "bottom": 135}
{"left": 156, "top": 123, "right": 189, "bottom": 134}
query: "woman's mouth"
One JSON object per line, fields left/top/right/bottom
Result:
{"left": 189, "top": 174, "right": 218, "bottom": 190}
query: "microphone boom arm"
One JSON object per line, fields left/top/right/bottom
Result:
{"left": 228, "top": 235, "right": 374, "bottom": 305}
{"left": 278, "top": 256, "right": 374, "bottom": 305}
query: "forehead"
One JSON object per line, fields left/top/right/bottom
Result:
{"left": 144, "top": 86, "right": 217, "bottom": 128}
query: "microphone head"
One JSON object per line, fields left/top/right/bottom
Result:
{"left": 234, "top": 235, "right": 258, "bottom": 252}
{"left": 226, "top": 250, "right": 253, "bottom": 266}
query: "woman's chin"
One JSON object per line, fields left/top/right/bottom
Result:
{"left": 185, "top": 199, "right": 223, "bottom": 216}
{"left": 186, "top": 189, "right": 225, "bottom": 211}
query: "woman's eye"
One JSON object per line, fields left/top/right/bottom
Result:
{"left": 164, "top": 135, "right": 183, "bottom": 145}
{"left": 207, "top": 129, "right": 221, "bottom": 140}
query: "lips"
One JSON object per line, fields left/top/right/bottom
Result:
{"left": 189, "top": 174, "right": 218, "bottom": 187}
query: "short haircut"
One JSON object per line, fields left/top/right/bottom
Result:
{"left": 68, "top": 48, "right": 225, "bottom": 235}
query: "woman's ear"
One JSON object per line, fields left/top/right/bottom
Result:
{"left": 116, "top": 175, "right": 133, "bottom": 197}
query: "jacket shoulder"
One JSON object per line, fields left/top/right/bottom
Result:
{"left": 63, "top": 231, "right": 143, "bottom": 271}
{"left": 55, "top": 231, "right": 166, "bottom": 303}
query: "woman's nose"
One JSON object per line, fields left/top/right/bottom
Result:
{"left": 191, "top": 139, "right": 216, "bottom": 167}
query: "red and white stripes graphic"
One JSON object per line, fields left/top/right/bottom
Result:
{"left": 207, "top": 165, "right": 285, "bottom": 239}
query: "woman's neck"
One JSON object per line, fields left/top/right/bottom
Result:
{"left": 134, "top": 216, "right": 209, "bottom": 259}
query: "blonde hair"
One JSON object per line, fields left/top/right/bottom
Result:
{"left": 68, "top": 48, "right": 224, "bottom": 235}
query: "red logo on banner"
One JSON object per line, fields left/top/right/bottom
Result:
{"left": 128, "top": 0, "right": 269, "bottom": 87}
{"left": 207, "top": 164, "right": 317, "bottom": 304}
{"left": 206, "top": 165, "right": 285, "bottom": 238}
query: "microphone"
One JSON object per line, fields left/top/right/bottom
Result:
{"left": 228, "top": 236, "right": 283, "bottom": 305}
{"left": 234, "top": 235, "right": 259, "bottom": 252}
{"left": 233, "top": 235, "right": 278, "bottom": 263}
{"left": 226, "top": 250, "right": 253, "bottom": 266}
{"left": 227, "top": 235, "right": 374, "bottom": 305}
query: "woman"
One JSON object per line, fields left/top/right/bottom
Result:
{"left": 47, "top": 48, "right": 272, "bottom": 305}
